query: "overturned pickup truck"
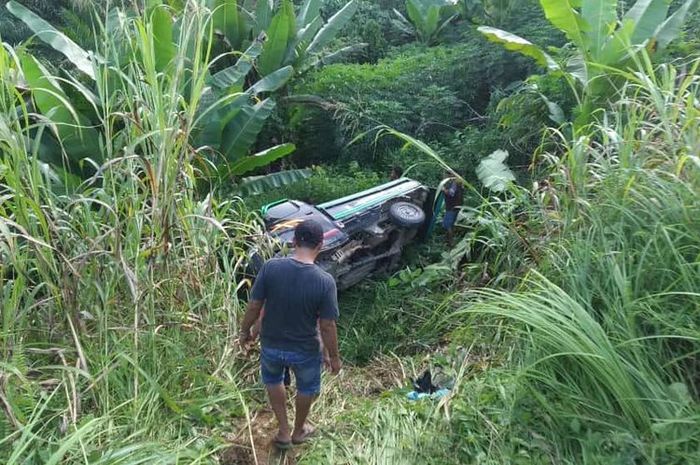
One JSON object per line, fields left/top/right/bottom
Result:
{"left": 253, "top": 178, "right": 433, "bottom": 290}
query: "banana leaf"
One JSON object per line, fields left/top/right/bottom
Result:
{"left": 221, "top": 98, "right": 276, "bottom": 161}
{"left": 152, "top": 5, "right": 176, "bottom": 72}
{"left": 625, "top": 0, "right": 671, "bottom": 44}
{"left": 258, "top": 1, "right": 292, "bottom": 75}
{"left": 211, "top": 40, "right": 263, "bottom": 89}
{"left": 653, "top": 0, "right": 697, "bottom": 51}
{"left": 6, "top": 1, "right": 95, "bottom": 80}
{"left": 476, "top": 150, "right": 515, "bottom": 192}
{"left": 307, "top": 0, "right": 358, "bottom": 55}
{"left": 212, "top": 0, "right": 248, "bottom": 50}
{"left": 298, "top": 0, "right": 322, "bottom": 27}
{"left": 581, "top": 0, "right": 618, "bottom": 59}
{"left": 20, "top": 54, "right": 101, "bottom": 163}
{"left": 478, "top": 26, "right": 560, "bottom": 71}
{"left": 254, "top": 0, "right": 275, "bottom": 35}
{"left": 539, "top": 0, "right": 586, "bottom": 48}
{"left": 229, "top": 143, "right": 295, "bottom": 175}
{"left": 247, "top": 66, "right": 294, "bottom": 94}
{"left": 239, "top": 168, "right": 312, "bottom": 195}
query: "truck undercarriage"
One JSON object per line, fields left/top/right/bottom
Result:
{"left": 258, "top": 178, "right": 431, "bottom": 290}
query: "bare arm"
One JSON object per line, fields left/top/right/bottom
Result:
{"left": 239, "top": 299, "right": 263, "bottom": 343}
{"left": 319, "top": 319, "right": 341, "bottom": 374}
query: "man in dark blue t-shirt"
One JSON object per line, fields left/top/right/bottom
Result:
{"left": 239, "top": 220, "right": 341, "bottom": 448}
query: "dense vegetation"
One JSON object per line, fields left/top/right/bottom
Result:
{"left": 1, "top": 1, "right": 698, "bottom": 464}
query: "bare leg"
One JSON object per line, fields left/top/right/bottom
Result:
{"left": 291, "top": 393, "right": 317, "bottom": 442}
{"left": 266, "top": 384, "right": 291, "bottom": 442}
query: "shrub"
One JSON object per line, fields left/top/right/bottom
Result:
{"left": 320, "top": 0, "right": 407, "bottom": 60}
{"left": 291, "top": 40, "right": 535, "bottom": 166}
{"left": 245, "top": 163, "right": 383, "bottom": 211}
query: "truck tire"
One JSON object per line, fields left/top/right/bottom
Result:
{"left": 389, "top": 202, "right": 426, "bottom": 229}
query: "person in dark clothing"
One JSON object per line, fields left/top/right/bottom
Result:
{"left": 390, "top": 165, "right": 404, "bottom": 180}
{"left": 442, "top": 171, "right": 463, "bottom": 246}
{"left": 239, "top": 220, "right": 342, "bottom": 448}
{"left": 251, "top": 309, "right": 294, "bottom": 387}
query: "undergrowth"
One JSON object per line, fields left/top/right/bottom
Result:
{"left": 1, "top": 2, "right": 698, "bottom": 465}
{"left": 300, "top": 58, "right": 700, "bottom": 465}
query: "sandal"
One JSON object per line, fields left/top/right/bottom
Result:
{"left": 291, "top": 425, "right": 317, "bottom": 445}
{"left": 272, "top": 436, "right": 292, "bottom": 450}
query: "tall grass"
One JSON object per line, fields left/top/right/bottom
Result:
{"left": 455, "top": 57, "right": 700, "bottom": 462}
{"left": 304, "top": 56, "right": 700, "bottom": 464}
{"left": 1, "top": 3, "right": 261, "bottom": 463}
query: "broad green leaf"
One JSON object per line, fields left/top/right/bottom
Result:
{"left": 193, "top": 91, "right": 246, "bottom": 147}
{"left": 152, "top": 6, "right": 176, "bottom": 72}
{"left": 424, "top": 6, "right": 442, "bottom": 41}
{"left": 283, "top": 0, "right": 297, "bottom": 43}
{"left": 196, "top": 110, "right": 224, "bottom": 148}
{"left": 566, "top": 53, "right": 588, "bottom": 84}
{"left": 221, "top": 98, "right": 276, "bottom": 160}
{"left": 625, "top": 0, "right": 671, "bottom": 43}
{"left": 653, "top": 0, "right": 697, "bottom": 51}
{"left": 285, "top": 15, "right": 322, "bottom": 66}
{"left": 478, "top": 26, "right": 560, "bottom": 71}
{"left": 476, "top": 149, "right": 516, "bottom": 192}
{"left": 406, "top": 0, "right": 425, "bottom": 37}
{"left": 307, "top": 0, "right": 358, "bottom": 55}
{"left": 297, "top": 15, "right": 323, "bottom": 48}
{"left": 539, "top": 0, "right": 587, "bottom": 49}
{"left": 220, "top": 94, "right": 249, "bottom": 128}
{"left": 540, "top": 94, "right": 565, "bottom": 125}
{"left": 298, "top": 0, "right": 322, "bottom": 27}
{"left": 598, "top": 19, "right": 636, "bottom": 65}
{"left": 229, "top": 143, "right": 295, "bottom": 175}
{"left": 254, "top": 0, "right": 274, "bottom": 34}
{"left": 21, "top": 54, "right": 76, "bottom": 130}
{"left": 258, "top": 2, "right": 291, "bottom": 75}
{"left": 239, "top": 168, "right": 312, "bottom": 194}
{"left": 20, "top": 54, "right": 101, "bottom": 162}
{"left": 213, "top": 0, "right": 246, "bottom": 49}
{"left": 581, "top": 0, "right": 618, "bottom": 59}
{"left": 248, "top": 66, "right": 294, "bottom": 94}
{"left": 6, "top": 1, "right": 95, "bottom": 79}
{"left": 211, "top": 40, "right": 263, "bottom": 88}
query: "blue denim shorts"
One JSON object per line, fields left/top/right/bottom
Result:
{"left": 261, "top": 346, "right": 322, "bottom": 396}
{"left": 442, "top": 209, "right": 458, "bottom": 230}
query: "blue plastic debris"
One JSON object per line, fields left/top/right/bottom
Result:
{"left": 406, "top": 388, "right": 450, "bottom": 401}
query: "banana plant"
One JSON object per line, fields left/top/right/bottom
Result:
{"left": 478, "top": 0, "right": 698, "bottom": 110}
{"left": 393, "top": 0, "right": 457, "bottom": 46}
{"left": 6, "top": 1, "right": 103, "bottom": 176}
{"left": 163, "top": 0, "right": 360, "bottom": 76}
{"left": 256, "top": 0, "right": 362, "bottom": 76}
{"left": 6, "top": 1, "right": 298, "bottom": 186}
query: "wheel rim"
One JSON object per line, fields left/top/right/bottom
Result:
{"left": 397, "top": 204, "right": 419, "bottom": 218}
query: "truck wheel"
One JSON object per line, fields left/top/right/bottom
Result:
{"left": 389, "top": 202, "right": 426, "bottom": 229}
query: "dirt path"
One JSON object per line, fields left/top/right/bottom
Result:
{"left": 221, "top": 409, "right": 300, "bottom": 465}
{"left": 219, "top": 356, "right": 409, "bottom": 465}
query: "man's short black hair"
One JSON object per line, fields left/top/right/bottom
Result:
{"left": 391, "top": 166, "right": 404, "bottom": 177}
{"left": 294, "top": 219, "right": 324, "bottom": 249}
